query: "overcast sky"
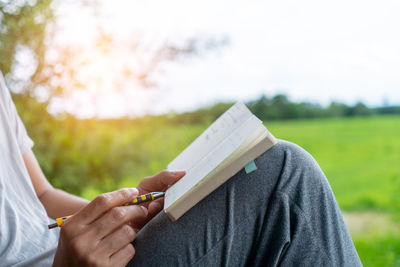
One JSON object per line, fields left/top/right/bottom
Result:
{"left": 52, "top": 0, "right": 400, "bottom": 117}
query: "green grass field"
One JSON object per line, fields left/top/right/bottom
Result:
{"left": 81, "top": 115, "right": 400, "bottom": 266}
{"left": 266, "top": 115, "right": 400, "bottom": 212}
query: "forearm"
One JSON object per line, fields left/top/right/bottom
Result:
{"left": 22, "top": 150, "right": 90, "bottom": 218}
{"left": 39, "top": 188, "right": 89, "bottom": 219}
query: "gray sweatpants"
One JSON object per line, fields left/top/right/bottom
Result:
{"left": 128, "top": 140, "right": 362, "bottom": 266}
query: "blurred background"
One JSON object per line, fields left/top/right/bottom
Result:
{"left": 1, "top": 0, "right": 399, "bottom": 265}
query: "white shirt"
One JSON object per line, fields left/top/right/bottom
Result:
{"left": 0, "top": 74, "right": 59, "bottom": 266}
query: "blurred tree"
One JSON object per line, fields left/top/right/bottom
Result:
{"left": 247, "top": 94, "right": 271, "bottom": 120}
{"left": 2, "top": 0, "right": 398, "bottom": 198}
{"left": 345, "top": 102, "right": 372, "bottom": 117}
{"left": 34, "top": 33, "right": 228, "bottom": 102}
{"left": 270, "top": 94, "right": 298, "bottom": 120}
{"left": 1, "top": 0, "right": 228, "bottom": 113}
{"left": 0, "top": 0, "right": 228, "bottom": 194}
{"left": 327, "top": 102, "right": 348, "bottom": 117}
{"left": 0, "top": 0, "right": 53, "bottom": 83}
{"left": 170, "top": 102, "right": 234, "bottom": 124}
{"left": 294, "top": 102, "right": 324, "bottom": 119}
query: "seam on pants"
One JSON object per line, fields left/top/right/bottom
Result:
{"left": 192, "top": 233, "right": 230, "bottom": 266}
{"left": 274, "top": 190, "right": 334, "bottom": 267}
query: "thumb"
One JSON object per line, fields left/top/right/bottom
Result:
{"left": 139, "top": 170, "right": 186, "bottom": 193}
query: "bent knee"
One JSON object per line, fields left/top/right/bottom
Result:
{"left": 257, "top": 139, "right": 329, "bottom": 196}
{"left": 275, "top": 140, "right": 319, "bottom": 169}
{"left": 257, "top": 139, "right": 319, "bottom": 173}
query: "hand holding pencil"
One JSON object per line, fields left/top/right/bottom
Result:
{"left": 52, "top": 170, "right": 185, "bottom": 267}
{"left": 48, "top": 192, "right": 165, "bottom": 229}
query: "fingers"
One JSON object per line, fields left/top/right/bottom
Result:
{"left": 74, "top": 188, "right": 139, "bottom": 225}
{"left": 148, "top": 199, "right": 163, "bottom": 217}
{"left": 56, "top": 198, "right": 143, "bottom": 267}
{"left": 54, "top": 188, "right": 145, "bottom": 267}
{"left": 138, "top": 170, "right": 186, "bottom": 193}
{"left": 90, "top": 205, "right": 148, "bottom": 240}
{"left": 109, "top": 244, "right": 136, "bottom": 267}
{"left": 96, "top": 224, "right": 136, "bottom": 256}
{"left": 54, "top": 172, "right": 185, "bottom": 266}
{"left": 128, "top": 199, "right": 163, "bottom": 231}
{"left": 129, "top": 170, "right": 185, "bottom": 231}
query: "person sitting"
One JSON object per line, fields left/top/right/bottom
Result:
{"left": 0, "top": 74, "right": 361, "bottom": 266}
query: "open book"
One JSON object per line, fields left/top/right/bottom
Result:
{"left": 164, "top": 102, "right": 277, "bottom": 221}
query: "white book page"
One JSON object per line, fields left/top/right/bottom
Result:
{"left": 168, "top": 102, "right": 253, "bottom": 171}
{"left": 164, "top": 115, "right": 261, "bottom": 208}
{"left": 182, "top": 125, "right": 268, "bottom": 193}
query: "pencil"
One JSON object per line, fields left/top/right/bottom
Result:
{"left": 48, "top": 192, "right": 165, "bottom": 229}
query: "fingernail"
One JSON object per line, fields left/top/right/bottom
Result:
{"left": 150, "top": 201, "right": 162, "bottom": 211}
{"left": 140, "top": 206, "right": 148, "bottom": 216}
{"left": 129, "top": 188, "right": 139, "bottom": 196}
{"left": 153, "top": 202, "right": 162, "bottom": 209}
{"left": 168, "top": 170, "right": 185, "bottom": 176}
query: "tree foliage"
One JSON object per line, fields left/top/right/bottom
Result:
{"left": 0, "top": 0, "right": 53, "bottom": 79}
{"left": 2, "top": 0, "right": 400, "bottom": 197}
{"left": 1, "top": 0, "right": 228, "bottom": 117}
